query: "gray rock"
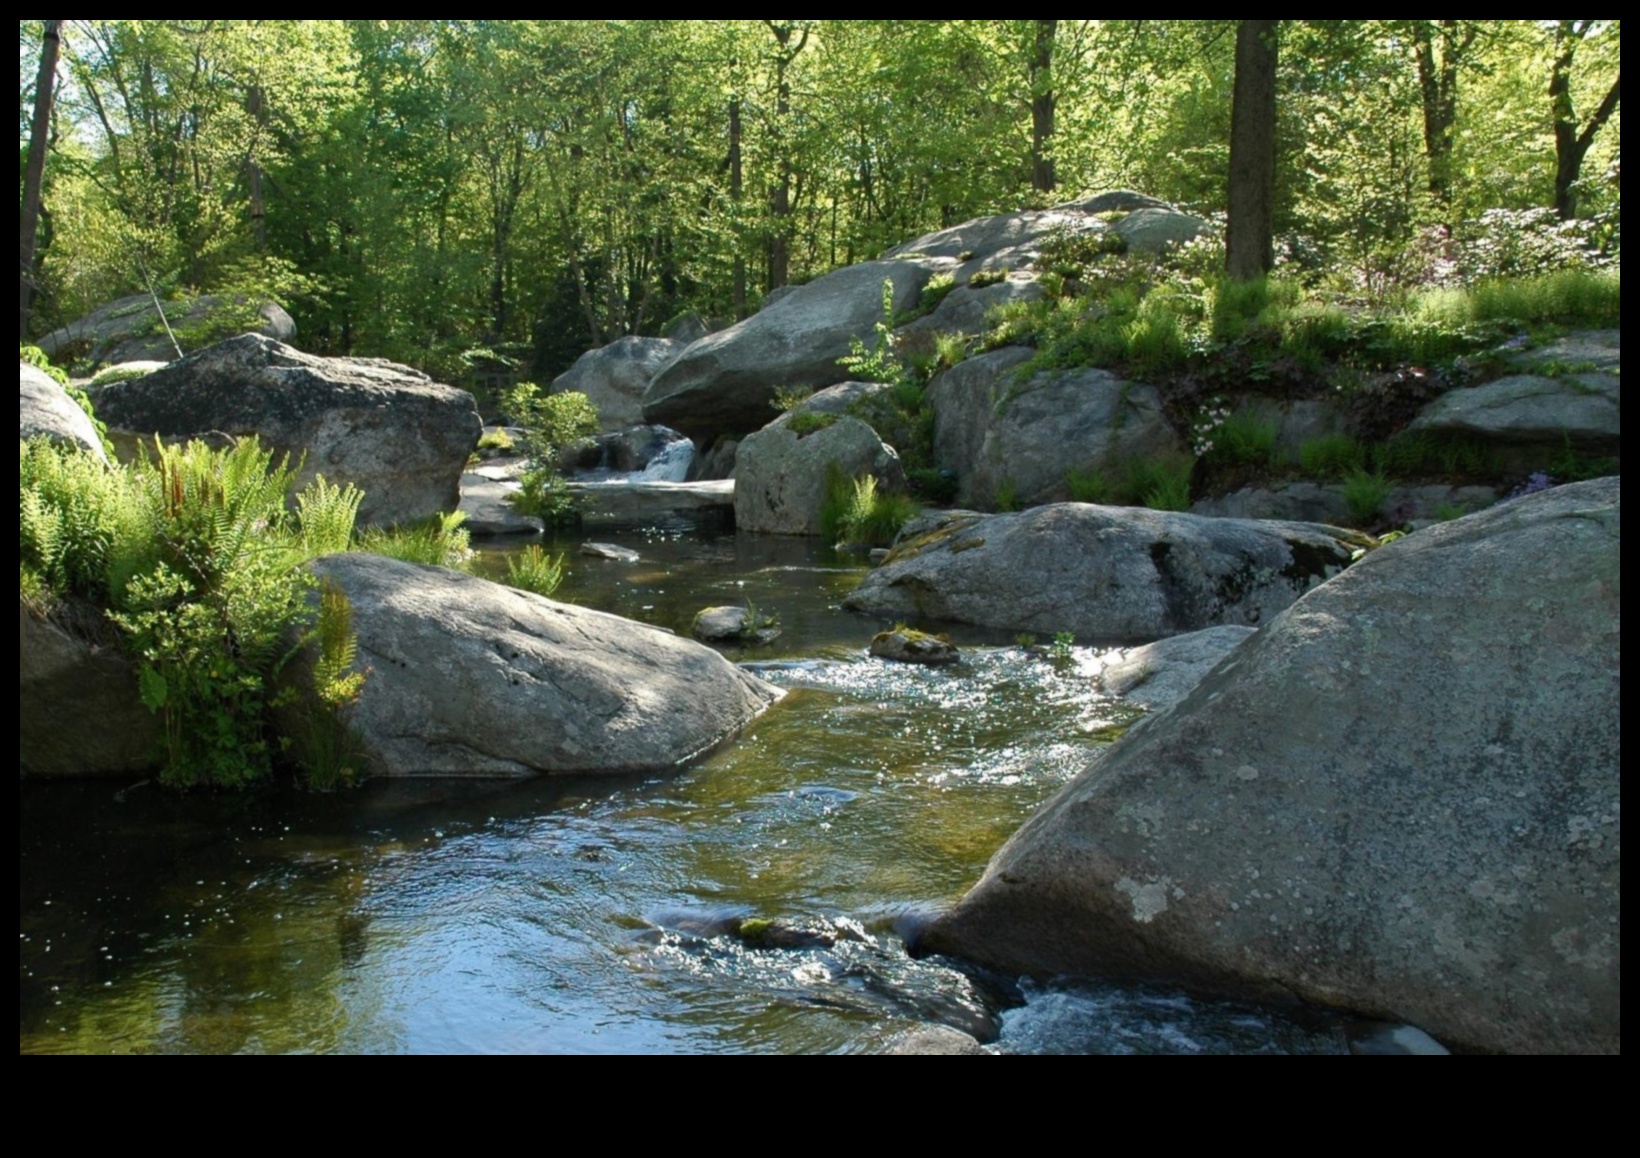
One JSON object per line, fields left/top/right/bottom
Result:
{"left": 845, "top": 503, "right": 1354, "bottom": 643}
{"left": 1062, "top": 190, "right": 1173, "bottom": 215}
{"left": 892, "top": 508, "right": 986, "bottom": 548}
{"left": 928, "top": 348, "right": 1036, "bottom": 491}
{"left": 579, "top": 542, "right": 640, "bottom": 563}
{"left": 1112, "top": 207, "right": 1207, "bottom": 255}
{"left": 735, "top": 413, "right": 906, "bottom": 536}
{"left": 870, "top": 628, "right": 961, "bottom": 666}
{"left": 1098, "top": 625, "right": 1258, "bottom": 710}
{"left": 20, "top": 598, "right": 158, "bottom": 777}
{"left": 567, "top": 479, "right": 735, "bottom": 532}
{"left": 552, "top": 336, "right": 686, "bottom": 432}
{"left": 1409, "top": 373, "right": 1620, "bottom": 452}
{"left": 644, "top": 259, "right": 945, "bottom": 446}
{"left": 36, "top": 292, "right": 295, "bottom": 369}
{"left": 1385, "top": 485, "right": 1499, "bottom": 527}
{"left": 878, "top": 1026, "right": 987, "bottom": 1056}
{"left": 931, "top": 359, "right": 1184, "bottom": 509}
{"left": 758, "top": 285, "right": 799, "bottom": 311}
{"left": 1347, "top": 1023, "right": 1451, "bottom": 1057}
{"left": 662, "top": 311, "right": 711, "bottom": 344}
{"left": 94, "top": 335, "right": 481, "bottom": 528}
{"left": 20, "top": 363, "right": 108, "bottom": 462}
{"left": 304, "top": 554, "right": 781, "bottom": 777}
{"left": 457, "top": 473, "right": 543, "bottom": 537}
{"left": 901, "top": 274, "right": 1045, "bottom": 338}
{"left": 884, "top": 205, "right": 1116, "bottom": 280}
{"left": 1508, "top": 329, "right": 1620, "bottom": 375}
{"left": 692, "top": 605, "right": 780, "bottom": 646}
{"left": 1191, "top": 483, "right": 1353, "bottom": 525}
{"left": 690, "top": 436, "right": 740, "bottom": 482}
{"left": 922, "top": 479, "right": 1621, "bottom": 1055}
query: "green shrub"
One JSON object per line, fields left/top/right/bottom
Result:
{"left": 510, "top": 465, "right": 579, "bottom": 524}
{"left": 475, "top": 428, "right": 516, "bottom": 454}
{"left": 1340, "top": 468, "right": 1395, "bottom": 524}
{"left": 1299, "top": 434, "right": 1367, "bottom": 480}
{"left": 504, "top": 545, "right": 568, "bottom": 599}
{"left": 1376, "top": 431, "right": 1496, "bottom": 479}
{"left": 1065, "top": 465, "right": 1114, "bottom": 504}
{"left": 912, "top": 272, "right": 958, "bottom": 318}
{"left": 88, "top": 362, "right": 167, "bottom": 388}
{"left": 968, "top": 268, "right": 1007, "bottom": 289}
{"left": 19, "top": 344, "right": 69, "bottom": 386}
{"left": 1205, "top": 409, "right": 1280, "bottom": 467}
{"left": 1131, "top": 455, "right": 1194, "bottom": 511}
{"left": 356, "top": 511, "right": 472, "bottom": 569}
{"left": 787, "top": 410, "right": 839, "bottom": 438}
{"left": 503, "top": 382, "right": 599, "bottom": 462}
{"left": 288, "top": 578, "right": 368, "bottom": 792}
{"left": 994, "top": 478, "right": 1020, "bottom": 512}
{"left": 824, "top": 472, "right": 919, "bottom": 548}
{"left": 770, "top": 385, "right": 814, "bottom": 413}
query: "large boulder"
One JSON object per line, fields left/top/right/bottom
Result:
{"left": 643, "top": 259, "right": 945, "bottom": 446}
{"left": 921, "top": 479, "right": 1621, "bottom": 1054}
{"left": 1097, "top": 625, "right": 1257, "bottom": 711}
{"left": 20, "top": 598, "right": 158, "bottom": 777}
{"left": 36, "top": 292, "right": 295, "bottom": 369}
{"left": 94, "top": 335, "right": 481, "bottom": 528}
{"left": 20, "top": 363, "right": 107, "bottom": 463}
{"left": 735, "top": 411, "right": 906, "bottom": 536}
{"left": 1110, "top": 207, "right": 1205, "bottom": 255}
{"left": 927, "top": 354, "right": 1186, "bottom": 510}
{"left": 1409, "top": 372, "right": 1620, "bottom": 454}
{"left": 551, "top": 336, "right": 686, "bottom": 432}
{"left": 304, "top": 554, "right": 780, "bottom": 777}
{"left": 900, "top": 273, "right": 1046, "bottom": 339}
{"left": 844, "top": 503, "right": 1354, "bottom": 643}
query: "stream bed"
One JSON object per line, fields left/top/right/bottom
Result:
{"left": 20, "top": 529, "right": 1352, "bottom": 1054}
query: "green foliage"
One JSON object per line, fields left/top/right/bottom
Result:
{"left": 968, "top": 268, "right": 1008, "bottom": 289}
{"left": 1203, "top": 410, "right": 1280, "bottom": 467}
{"left": 1065, "top": 465, "right": 1114, "bottom": 504}
{"left": 20, "top": 439, "right": 152, "bottom": 605}
{"left": 289, "top": 579, "right": 368, "bottom": 792}
{"left": 787, "top": 411, "right": 840, "bottom": 438}
{"left": 510, "top": 467, "right": 578, "bottom": 524}
{"left": 475, "top": 428, "right": 516, "bottom": 454}
{"left": 770, "top": 385, "right": 815, "bottom": 413}
{"left": 907, "top": 468, "right": 958, "bottom": 504}
{"left": 993, "top": 478, "right": 1020, "bottom": 513}
{"left": 823, "top": 471, "right": 919, "bottom": 548}
{"left": 20, "top": 345, "right": 69, "bottom": 386}
{"left": 1376, "top": 431, "right": 1496, "bottom": 479}
{"left": 1130, "top": 455, "right": 1194, "bottom": 512}
{"left": 1299, "top": 434, "right": 1368, "bottom": 480}
{"left": 1408, "top": 270, "right": 1622, "bottom": 331}
{"left": 838, "top": 279, "right": 910, "bottom": 386}
{"left": 504, "top": 545, "right": 568, "bottom": 599}
{"left": 504, "top": 383, "right": 600, "bottom": 460}
{"left": 88, "top": 362, "right": 165, "bottom": 388}
{"left": 1050, "top": 631, "right": 1076, "bottom": 663}
{"left": 1340, "top": 468, "right": 1395, "bottom": 525}
{"left": 356, "top": 512, "right": 472, "bottom": 570}
{"left": 901, "top": 272, "right": 957, "bottom": 322}
{"left": 296, "top": 475, "right": 365, "bottom": 557}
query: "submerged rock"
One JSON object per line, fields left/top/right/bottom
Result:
{"left": 580, "top": 542, "right": 641, "bottom": 563}
{"left": 303, "top": 554, "right": 781, "bottom": 777}
{"left": 95, "top": 335, "right": 481, "bottom": 528}
{"left": 845, "top": 503, "right": 1354, "bottom": 643}
{"left": 869, "top": 628, "right": 961, "bottom": 666}
{"left": 878, "top": 1025, "right": 988, "bottom": 1056}
{"left": 457, "top": 473, "right": 543, "bottom": 537}
{"left": 567, "top": 479, "right": 734, "bottom": 532}
{"left": 20, "top": 363, "right": 107, "bottom": 463}
{"left": 922, "top": 479, "right": 1621, "bottom": 1054}
{"left": 692, "top": 605, "right": 781, "bottom": 646}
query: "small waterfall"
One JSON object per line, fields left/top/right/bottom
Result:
{"left": 637, "top": 437, "right": 695, "bottom": 482}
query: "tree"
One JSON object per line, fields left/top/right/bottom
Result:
{"left": 1548, "top": 20, "right": 1621, "bottom": 219}
{"left": 20, "top": 19, "right": 62, "bottom": 340}
{"left": 1410, "top": 20, "right": 1482, "bottom": 212}
{"left": 1028, "top": 19, "right": 1058, "bottom": 194}
{"left": 1226, "top": 20, "right": 1278, "bottom": 280}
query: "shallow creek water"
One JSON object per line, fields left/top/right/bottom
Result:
{"left": 20, "top": 529, "right": 1350, "bottom": 1054}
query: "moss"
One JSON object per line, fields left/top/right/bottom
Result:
{"left": 881, "top": 517, "right": 983, "bottom": 565}
{"left": 786, "top": 411, "right": 839, "bottom": 438}
{"left": 948, "top": 537, "right": 987, "bottom": 555}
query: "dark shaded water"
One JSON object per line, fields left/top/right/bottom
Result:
{"left": 20, "top": 530, "right": 1350, "bottom": 1054}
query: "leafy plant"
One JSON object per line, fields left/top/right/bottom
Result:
{"left": 504, "top": 544, "right": 568, "bottom": 598}
{"left": 770, "top": 385, "right": 815, "bottom": 413}
{"left": 1065, "top": 465, "right": 1113, "bottom": 504}
{"left": 823, "top": 471, "right": 919, "bottom": 548}
{"left": 839, "top": 279, "right": 910, "bottom": 386}
{"left": 356, "top": 511, "right": 472, "bottom": 569}
{"left": 786, "top": 410, "right": 839, "bottom": 437}
{"left": 1340, "top": 467, "right": 1395, "bottom": 525}
{"left": 1124, "top": 454, "right": 1195, "bottom": 512}
{"left": 969, "top": 268, "right": 1007, "bottom": 289}
{"left": 1299, "top": 434, "right": 1367, "bottom": 480}
{"left": 1050, "top": 631, "right": 1075, "bottom": 662}
{"left": 289, "top": 578, "right": 368, "bottom": 792}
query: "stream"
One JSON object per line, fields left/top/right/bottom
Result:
{"left": 19, "top": 528, "right": 1353, "bottom": 1054}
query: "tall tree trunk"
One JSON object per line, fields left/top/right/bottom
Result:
{"left": 1550, "top": 21, "right": 1622, "bottom": 220}
{"left": 763, "top": 22, "right": 809, "bottom": 292}
{"left": 1413, "top": 21, "right": 1476, "bottom": 214}
{"left": 1226, "top": 20, "right": 1278, "bottom": 282}
{"left": 246, "top": 83, "right": 268, "bottom": 251}
{"left": 1029, "top": 19, "right": 1058, "bottom": 195}
{"left": 20, "top": 20, "right": 63, "bottom": 342}
{"left": 730, "top": 92, "right": 747, "bottom": 319}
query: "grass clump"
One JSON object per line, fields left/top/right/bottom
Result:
{"left": 1203, "top": 409, "right": 1280, "bottom": 467}
{"left": 823, "top": 471, "right": 919, "bottom": 548}
{"left": 1065, "top": 453, "right": 1196, "bottom": 511}
{"left": 356, "top": 511, "right": 472, "bottom": 569}
{"left": 968, "top": 268, "right": 1007, "bottom": 289}
{"left": 787, "top": 410, "right": 839, "bottom": 438}
{"left": 504, "top": 545, "right": 567, "bottom": 598}
{"left": 1299, "top": 434, "right": 1367, "bottom": 480}
{"left": 503, "top": 383, "right": 598, "bottom": 526}
{"left": 1340, "top": 468, "right": 1395, "bottom": 525}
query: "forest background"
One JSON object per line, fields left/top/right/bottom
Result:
{"left": 18, "top": 20, "right": 1621, "bottom": 387}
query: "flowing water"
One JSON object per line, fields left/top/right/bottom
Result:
{"left": 19, "top": 528, "right": 1351, "bottom": 1054}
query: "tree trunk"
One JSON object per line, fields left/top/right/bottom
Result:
{"left": 1413, "top": 21, "right": 1474, "bottom": 212}
{"left": 1550, "top": 21, "right": 1622, "bottom": 221}
{"left": 730, "top": 92, "right": 747, "bottom": 319}
{"left": 1029, "top": 19, "right": 1058, "bottom": 195}
{"left": 1226, "top": 20, "right": 1278, "bottom": 282}
{"left": 246, "top": 84, "right": 268, "bottom": 251}
{"left": 20, "top": 20, "right": 63, "bottom": 342}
